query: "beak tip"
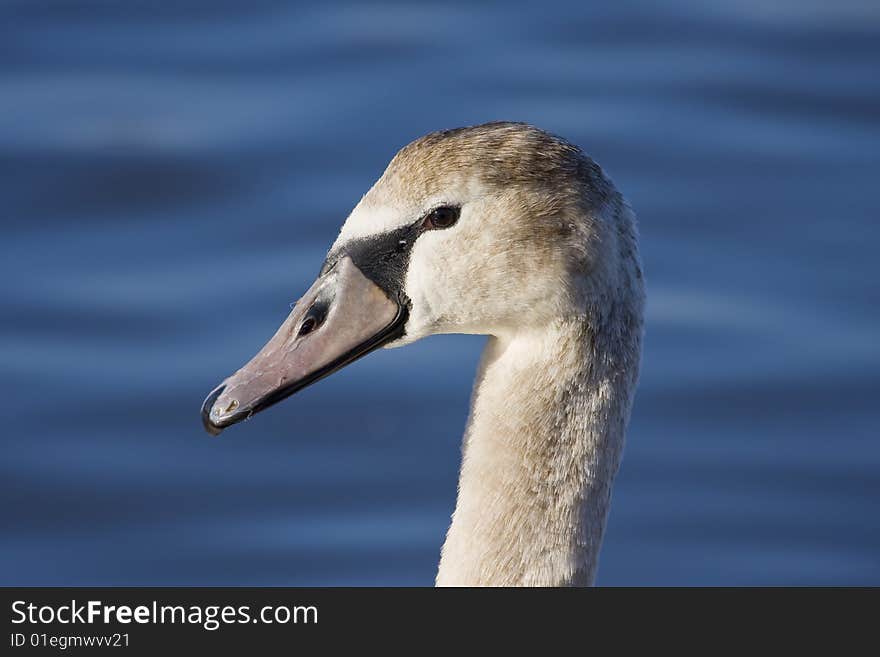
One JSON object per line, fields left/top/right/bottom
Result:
{"left": 201, "top": 385, "right": 227, "bottom": 437}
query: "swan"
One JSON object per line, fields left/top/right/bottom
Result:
{"left": 201, "top": 122, "right": 645, "bottom": 586}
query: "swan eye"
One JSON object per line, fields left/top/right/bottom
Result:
{"left": 422, "top": 205, "right": 460, "bottom": 230}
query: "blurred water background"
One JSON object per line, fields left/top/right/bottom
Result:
{"left": 2, "top": 1, "right": 878, "bottom": 585}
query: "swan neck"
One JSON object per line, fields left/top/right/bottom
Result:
{"left": 436, "top": 318, "right": 635, "bottom": 586}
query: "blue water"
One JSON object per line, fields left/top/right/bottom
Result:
{"left": 2, "top": 1, "right": 878, "bottom": 585}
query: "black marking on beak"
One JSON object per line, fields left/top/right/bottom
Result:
{"left": 323, "top": 220, "right": 423, "bottom": 306}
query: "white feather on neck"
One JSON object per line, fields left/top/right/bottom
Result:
{"left": 436, "top": 306, "right": 639, "bottom": 586}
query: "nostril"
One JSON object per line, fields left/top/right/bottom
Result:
{"left": 223, "top": 399, "right": 238, "bottom": 414}
{"left": 297, "top": 300, "right": 328, "bottom": 338}
{"left": 298, "top": 316, "right": 318, "bottom": 337}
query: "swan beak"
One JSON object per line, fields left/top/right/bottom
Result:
{"left": 201, "top": 256, "right": 406, "bottom": 435}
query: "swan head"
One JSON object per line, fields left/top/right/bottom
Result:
{"left": 202, "top": 122, "right": 639, "bottom": 435}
